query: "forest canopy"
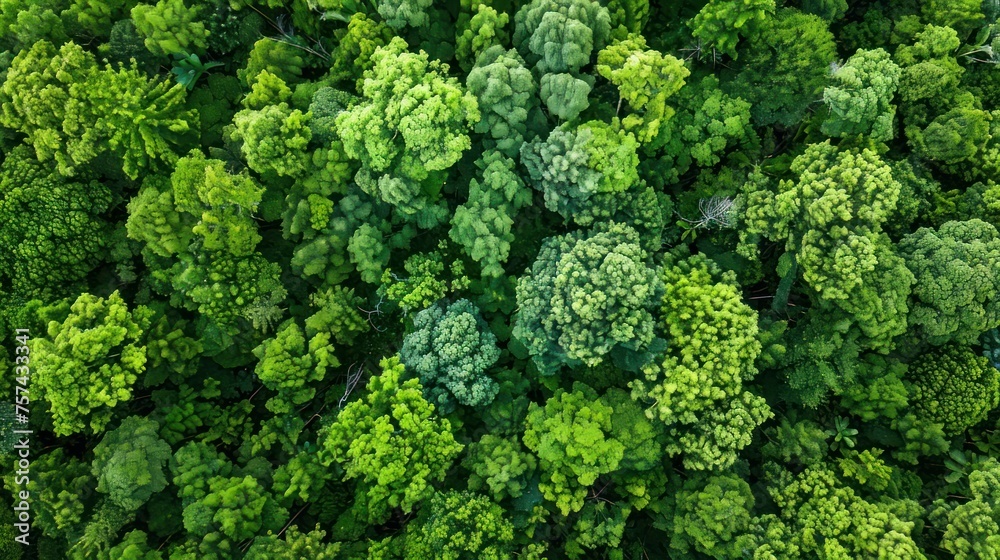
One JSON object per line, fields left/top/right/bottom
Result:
{"left": 2, "top": 0, "right": 1000, "bottom": 558}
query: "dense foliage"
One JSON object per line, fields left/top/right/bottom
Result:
{"left": 2, "top": 0, "right": 1000, "bottom": 558}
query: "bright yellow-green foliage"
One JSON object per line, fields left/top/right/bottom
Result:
{"left": 252, "top": 320, "right": 338, "bottom": 414}
{"left": 130, "top": 0, "right": 208, "bottom": 56}
{"left": 596, "top": 34, "right": 689, "bottom": 144}
{"left": 319, "top": 356, "right": 463, "bottom": 524}
{"left": 399, "top": 298, "right": 501, "bottom": 413}
{"left": 464, "top": 434, "right": 538, "bottom": 500}
{"left": 326, "top": 13, "right": 394, "bottom": 86}
{"left": 336, "top": 37, "right": 479, "bottom": 216}
{"left": 403, "top": 491, "right": 515, "bottom": 559}
{"left": 750, "top": 142, "right": 902, "bottom": 285}
{"left": 666, "top": 390, "right": 772, "bottom": 471}
{"left": 634, "top": 252, "right": 761, "bottom": 425}
{"left": 746, "top": 140, "right": 911, "bottom": 349}
{"left": 687, "top": 0, "right": 775, "bottom": 58}
{"left": 635, "top": 256, "right": 774, "bottom": 466}
{"left": 907, "top": 344, "right": 1000, "bottom": 435}
{"left": 822, "top": 48, "right": 902, "bottom": 142}
{"left": 456, "top": 4, "right": 509, "bottom": 69}
{"left": 126, "top": 151, "right": 286, "bottom": 335}
{"left": 86, "top": 63, "right": 198, "bottom": 179}
{"left": 30, "top": 292, "right": 152, "bottom": 436}
{"left": 91, "top": 416, "right": 172, "bottom": 512}
{"left": 900, "top": 219, "right": 1000, "bottom": 345}
{"left": 230, "top": 100, "right": 312, "bottom": 180}
{"left": 244, "top": 525, "right": 340, "bottom": 560}
{"left": 0, "top": 40, "right": 197, "bottom": 179}
{"left": 769, "top": 464, "right": 926, "bottom": 558}
{"left": 522, "top": 383, "right": 624, "bottom": 515}
{"left": 0, "top": 41, "right": 96, "bottom": 175}
{"left": 513, "top": 222, "right": 659, "bottom": 376}
{"left": 180, "top": 474, "right": 286, "bottom": 542}
{"left": 938, "top": 459, "right": 1000, "bottom": 559}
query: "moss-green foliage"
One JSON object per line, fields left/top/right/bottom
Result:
{"left": 91, "top": 416, "right": 172, "bottom": 511}
{"left": 466, "top": 46, "right": 539, "bottom": 158}
{"left": 900, "top": 219, "right": 1000, "bottom": 345}
{"left": 907, "top": 344, "right": 1000, "bottom": 435}
{"left": 513, "top": 222, "right": 659, "bottom": 376}
{"left": 0, "top": 146, "right": 113, "bottom": 301}
{"left": 724, "top": 8, "right": 837, "bottom": 127}
{"left": 399, "top": 298, "right": 500, "bottom": 413}
{"left": 403, "top": 491, "right": 515, "bottom": 559}
{"left": 822, "top": 48, "right": 902, "bottom": 142}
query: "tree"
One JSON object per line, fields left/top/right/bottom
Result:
{"left": 377, "top": 0, "right": 433, "bottom": 29}
{"left": 230, "top": 75, "right": 313, "bottom": 180}
{"left": 0, "top": 146, "right": 113, "bottom": 301}
{"left": 632, "top": 252, "right": 762, "bottom": 426}
{"left": 91, "top": 416, "right": 172, "bottom": 512}
{"left": 938, "top": 459, "right": 1000, "bottom": 559}
{"left": 513, "top": 222, "right": 660, "bottom": 376}
{"left": 520, "top": 120, "right": 640, "bottom": 226}
{"left": 649, "top": 75, "right": 756, "bottom": 183}
{"left": 403, "top": 491, "right": 515, "bottom": 559}
{"left": 31, "top": 292, "right": 152, "bottom": 436}
{"left": 822, "top": 48, "right": 902, "bottom": 142}
{"left": 399, "top": 298, "right": 501, "bottom": 413}
{"left": 907, "top": 344, "right": 1000, "bottom": 435}
{"left": 449, "top": 150, "right": 533, "bottom": 277}
{"left": 336, "top": 37, "right": 479, "bottom": 219}
{"left": 687, "top": 0, "right": 775, "bottom": 58}
{"left": 244, "top": 525, "right": 340, "bottom": 560}
{"left": 768, "top": 464, "right": 925, "bottom": 557}
{"left": 596, "top": 34, "right": 689, "bottom": 144}
{"left": 456, "top": 4, "right": 509, "bottom": 70}
{"left": 180, "top": 475, "right": 286, "bottom": 542}
{"left": 466, "top": 46, "right": 540, "bottom": 158}
{"left": 513, "top": 0, "right": 611, "bottom": 120}
{"left": 744, "top": 141, "right": 911, "bottom": 350}
{"left": 318, "top": 356, "right": 463, "bottom": 524}
{"left": 900, "top": 219, "right": 1000, "bottom": 345}
{"left": 463, "top": 434, "right": 537, "bottom": 501}
{"left": 0, "top": 40, "right": 96, "bottom": 175}
{"left": 252, "top": 320, "right": 338, "bottom": 414}
{"left": 522, "top": 383, "right": 624, "bottom": 515}
{"left": 0, "top": 40, "right": 197, "bottom": 179}
{"left": 670, "top": 473, "right": 755, "bottom": 558}
{"left": 725, "top": 8, "right": 836, "bottom": 127}
{"left": 130, "top": 0, "right": 209, "bottom": 56}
